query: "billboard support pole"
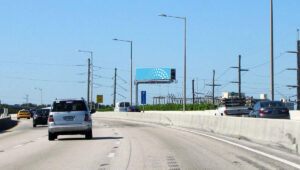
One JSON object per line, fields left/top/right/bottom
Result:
{"left": 135, "top": 82, "right": 139, "bottom": 106}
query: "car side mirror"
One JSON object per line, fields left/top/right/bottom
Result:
{"left": 90, "top": 109, "right": 96, "bottom": 114}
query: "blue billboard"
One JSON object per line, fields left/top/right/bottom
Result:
{"left": 136, "top": 68, "right": 175, "bottom": 81}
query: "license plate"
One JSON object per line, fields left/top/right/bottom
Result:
{"left": 64, "top": 116, "right": 74, "bottom": 121}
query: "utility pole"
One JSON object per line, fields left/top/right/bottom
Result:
{"left": 34, "top": 88, "right": 43, "bottom": 105}
{"left": 113, "top": 68, "right": 117, "bottom": 107}
{"left": 231, "top": 55, "right": 249, "bottom": 98}
{"left": 87, "top": 58, "right": 91, "bottom": 109}
{"left": 192, "top": 79, "right": 195, "bottom": 104}
{"left": 206, "top": 70, "right": 221, "bottom": 104}
{"left": 78, "top": 50, "right": 94, "bottom": 108}
{"left": 24, "top": 94, "right": 29, "bottom": 107}
{"left": 270, "top": 0, "right": 274, "bottom": 101}
{"left": 286, "top": 29, "right": 300, "bottom": 110}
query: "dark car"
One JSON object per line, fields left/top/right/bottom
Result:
{"left": 127, "top": 106, "right": 141, "bottom": 112}
{"left": 249, "top": 101, "right": 290, "bottom": 119}
{"left": 29, "top": 109, "right": 36, "bottom": 117}
{"left": 33, "top": 109, "right": 50, "bottom": 127}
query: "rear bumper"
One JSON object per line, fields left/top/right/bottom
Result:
{"left": 258, "top": 114, "right": 290, "bottom": 119}
{"left": 48, "top": 123, "right": 92, "bottom": 133}
{"left": 18, "top": 115, "right": 30, "bottom": 118}
{"left": 34, "top": 118, "right": 48, "bottom": 125}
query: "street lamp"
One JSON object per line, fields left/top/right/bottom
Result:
{"left": 159, "top": 13, "right": 187, "bottom": 111}
{"left": 78, "top": 50, "right": 94, "bottom": 108}
{"left": 270, "top": 0, "right": 274, "bottom": 101}
{"left": 34, "top": 88, "right": 43, "bottom": 105}
{"left": 113, "top": 38, "right": 133, "bottom": 105}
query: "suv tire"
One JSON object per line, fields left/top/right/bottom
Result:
{"left": 48, "top": 132, "right": 56, "bottom": 141}
{"left": 85, "top": 130, "right": 93, "bottom": 139}
{"left": 33, "top": 123, "right": 36, "bottom": 127}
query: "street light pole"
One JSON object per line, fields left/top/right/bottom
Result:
{"left": 159, "top": 14, "right": 187, "bottom": 111}
{"left": 270, "top": 0, "right": 274, "bottom": 101}
{"left": 113, "top": 38, "right": 133, "bottom": 105}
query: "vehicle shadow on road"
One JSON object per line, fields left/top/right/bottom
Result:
{"left": 57, "top": 137, "right": 123, "bottom": 141}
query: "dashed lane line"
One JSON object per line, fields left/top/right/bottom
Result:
{"left": 108, "top": 152, "right": 115, "bottom": 158}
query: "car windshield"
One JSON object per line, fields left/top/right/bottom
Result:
{"left": 261, "top": 102, "right": 285, "bottom": 108}
{"left": 52, "top": 100, "right": 87, "bottom": 112}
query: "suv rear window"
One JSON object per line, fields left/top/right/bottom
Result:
{"left": 120, "top": 102, "right": 130, "bottom": 107}
{"left": 52, "top": 100, "right": 87, "bottom": 112}
{"left": 36, "top": 109, "right": 50, "bottom": 115}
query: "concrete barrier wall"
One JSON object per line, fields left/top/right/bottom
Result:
{"left": 0, "top": 116, "right": 12, "bottom": 131}
{"left": 95, "top": 111, "right": 300, "bottom": 154}
{"left": 290, "top": 110, "right": 300, "bottom": 121}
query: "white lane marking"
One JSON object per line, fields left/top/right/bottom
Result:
{"left": 13, "top": 144, "right": 23, "bottom": 149}
{"left": 108, "top": 152, "right": 115, "bottom": 158}
{"left": 173, "top": 127, "right": 300, "bottom": 169}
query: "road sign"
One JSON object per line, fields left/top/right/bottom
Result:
{"left": 141, "top": 91, "right": 146, "bottom": 104}
{"left": 97, "top": 95, "right": 103, "bottom": 103}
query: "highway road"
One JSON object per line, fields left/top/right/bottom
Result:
{"left": 0, "top": 115, "right": 300, "bottom": 170}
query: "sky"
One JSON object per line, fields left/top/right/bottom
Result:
{"left": 0, "top": 0, "right": 300, "bottom": 105}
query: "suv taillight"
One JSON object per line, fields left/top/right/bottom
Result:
{"left": 49, "top": 115, "right": 54, "bottom": 122}
{"left": 224, "top": 110, "right": 227, "bottom": 115}
{"left": 84, "top": 114, "right": 90, "bottom": 121}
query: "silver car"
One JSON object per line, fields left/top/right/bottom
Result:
{"left": 48, "top": 98, "right": 95, "bottom": 141}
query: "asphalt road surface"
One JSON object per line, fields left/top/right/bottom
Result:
{"left": 0, "top": 115, "right": 300, "bottom": 170}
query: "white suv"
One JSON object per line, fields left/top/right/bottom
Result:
{"left": 114, "top": 102, "right": 130, "bottom": 112}
{"left": 48, "top": 98, "right": 95, "bottom": 141}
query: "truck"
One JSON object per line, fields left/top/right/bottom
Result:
{"left": 215, "top": 97, "right": 251, "bottom": 116}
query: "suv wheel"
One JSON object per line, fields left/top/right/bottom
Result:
{"left": 33, "top": 123, "right": 36, "bottom": 127}
{"left": 48, "top": 132, "right": 56, "bottom": 141}
{"left": 85, "top": 130, "right": 93, "bottom": 139}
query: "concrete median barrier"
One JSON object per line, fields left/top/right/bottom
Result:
{"left": 290, "top": 110, "right": 300, "bottom": 121}
{"left": 95, "top": 111, "right": 300, "bottom": 155}
{"left": 0, "top": 116, "right": 18, "bottom": 132}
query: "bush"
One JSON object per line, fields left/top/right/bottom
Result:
{"left": 97, "top": 107, "right": 114, "bottom": 112}
{"left": 142, "top": 103, "right": 217, "bottom": 111}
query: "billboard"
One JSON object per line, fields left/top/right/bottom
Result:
{"left": 136, "top": 68, "right": 175, "bottom": 81}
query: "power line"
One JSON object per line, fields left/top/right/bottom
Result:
{"left": 0, "top": 60, "right": 85, "bottom": 67}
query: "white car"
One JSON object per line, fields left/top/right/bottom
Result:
{"left": 48, "top": 98, "right": 95, "bottom": 141}
{"left": 114, "top": 102, "right": 130, "bottom": 112}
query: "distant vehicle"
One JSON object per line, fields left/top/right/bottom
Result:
{"left": 33, "top": 109, "right": 50, "bottom": 127}
{"left": 114, "top": 102, "right": 130, "bottom": 112}
{"left": 215, "top": 98, "right": 251, "bottom": 116}
{"left": 17, "top": 109, "right": 31, "bottom": 119}
{"left": 48, "top": 98, "right": 95, "bottom": 141}
{"left": 249, "top": 101, "right": 290, "bottom": 119}
{"left": 127, "top": 106, "right": 141, "bottom": 112}
{"left": 29, "top": 109, "right": 36, "bottom": 117}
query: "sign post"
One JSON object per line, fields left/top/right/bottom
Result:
{"left": 141, "top": 91, "right": 146, "bottom": 112}
{"left": 97, "top": 95, "right": 103, "bottom": 104}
